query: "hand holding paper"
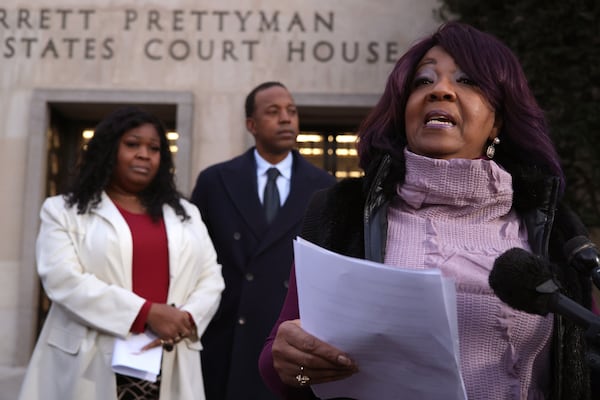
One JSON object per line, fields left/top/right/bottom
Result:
{"left": 293, "top": 238, "right": 466, "bottom": 400}
{"left": 271, "top": 319, "right": 358, "bottom": 387}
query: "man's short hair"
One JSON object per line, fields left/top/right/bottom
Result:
{"left": 244, "top": 81, "right": 287, "bottom": 118}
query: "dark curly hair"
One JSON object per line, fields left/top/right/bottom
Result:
{"left": 65, "top": 106, "right": 189, "bottom": 221}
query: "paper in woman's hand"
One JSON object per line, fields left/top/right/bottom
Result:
{"left": 293, "top": 237, "right": 466, "bottom": 400}
{"left": 111, "top": 330, "right": 162, "bottom": 382}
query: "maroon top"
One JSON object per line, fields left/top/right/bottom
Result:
{"left": 259, "top": 264, "right": 314, "bottom": 399}
{"left": 116, "top": 205, "right": 169, "bottom": 333}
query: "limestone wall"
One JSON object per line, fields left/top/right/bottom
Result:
{"left": 0, "top": 0, "right": 441, "bottom": 372}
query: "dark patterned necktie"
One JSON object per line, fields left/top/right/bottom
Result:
{"left": 263, "top": 167, "right": 280, "bottom": 224}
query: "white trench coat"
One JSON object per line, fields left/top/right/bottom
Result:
{"left": 19, "top": 192, "right": 224, "bottom": 400}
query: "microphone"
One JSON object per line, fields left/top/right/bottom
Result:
{"left": 564, "top": 235, "right": 600, "bottom": 290}
{"left": 489, "top": 248, "right": 600, "bottom": 340}
{"left": 555, "top": 204, "right": 600, "bottom": 289}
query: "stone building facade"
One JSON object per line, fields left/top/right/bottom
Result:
{"left": 0, "top": 0, "right": 439, "bottom": 397}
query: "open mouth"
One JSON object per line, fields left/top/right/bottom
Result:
{"left": 424, "top": 111, "right": 456, "bottom": 127}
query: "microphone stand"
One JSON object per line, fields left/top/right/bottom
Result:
{"left": 566, "top": 237, "right": 600, "bottom": 290}
{"left": 584, "top": 325, "right": 600, "bottom": 371}
{"left": 588, "top": 320, "right": 600, "bottom": 399}
{"left": 541, "top": 281, "right": 600, "bottom": 371}
{"left": 564, "top": 237, "right": 600, "bottom": 370}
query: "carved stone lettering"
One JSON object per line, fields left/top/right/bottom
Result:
{"left": 0, "top": 7, "right": 396, "bottom": 64}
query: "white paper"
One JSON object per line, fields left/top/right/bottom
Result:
{"left": 293, "top": 237, "right": 466, "bottom": 400}
{"left": 111, "top": 331, "right": 162, "bottom": 382}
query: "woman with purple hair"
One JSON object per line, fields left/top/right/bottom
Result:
{"left": 258, "top": 22, "right": 593, "bottom": 399}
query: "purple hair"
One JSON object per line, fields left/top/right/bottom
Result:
{"left": 357, "top": 22, "right": 564, "bottom": 190}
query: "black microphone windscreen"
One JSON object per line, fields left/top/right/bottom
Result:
{"left": 489, "top": 248, "right": 555, "bottom": 315}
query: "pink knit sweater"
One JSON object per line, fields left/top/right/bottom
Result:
{"left": 385, "top": 150, "right": 553, "bottom": 400}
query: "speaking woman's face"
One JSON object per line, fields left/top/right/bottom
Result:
{"left": 404, "top": 46, "right": 501, "bottom": 160}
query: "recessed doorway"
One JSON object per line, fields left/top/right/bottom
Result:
{"left": 297, "top": 104, "right": 372, "bottom": 179}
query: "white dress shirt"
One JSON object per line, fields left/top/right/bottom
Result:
{"left": 254, "top": 149, "right": 292, "bottom": 206}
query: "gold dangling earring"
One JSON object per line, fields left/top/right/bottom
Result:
{"left": 486, "top": 137, "right": 500, "bottom": 159}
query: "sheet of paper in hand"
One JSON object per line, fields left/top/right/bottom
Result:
{"left": 111, "top": 331, "right": 162, "bottom": 382}
{"left": 293, "top": 237, "right": 467, "bottom": 400}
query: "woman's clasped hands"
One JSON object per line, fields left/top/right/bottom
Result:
{"left": 141, "top": 303, "right": 197, "bottom": 352}
{"left": 272, "top": 319, "right": 358, "bottom": 388}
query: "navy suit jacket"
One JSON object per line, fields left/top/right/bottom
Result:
{"left": 191, "top": 148, "right": 336, "bottom": 400}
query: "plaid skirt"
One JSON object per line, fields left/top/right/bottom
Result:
{"left": 116, "top": 373, "right": 161, "bottom": 400}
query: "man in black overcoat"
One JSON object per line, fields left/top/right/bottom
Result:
{"left": 191, "top": 81, "right": 336, "bottom": 400}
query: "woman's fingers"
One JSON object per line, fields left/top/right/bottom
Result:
{"left": 138, "top": 334, "right": 187, "bottom": 353}
{"left": 276, "top": 320, "right": 356, "bottom": 368}
{"left": 139, "top": 338, "right": 162, "bottom": 352}
{"left": 273, "top": 320, "right": 358, "bottom": 387}
{"left": 146, "top": 303, "right": 194, "bottom": 339}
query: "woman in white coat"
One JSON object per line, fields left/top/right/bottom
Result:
{"left": 19, "top": 106, "right": 224, "bottom": 400}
